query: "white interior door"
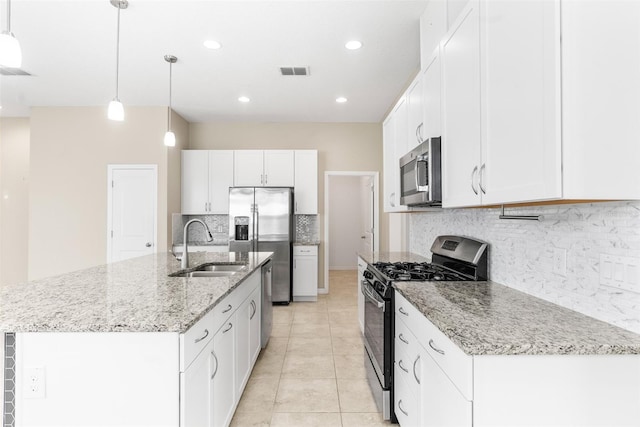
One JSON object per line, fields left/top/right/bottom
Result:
{"left": 360, "top": 176, "right": 374, "bottom": 254}
{"left": 108, "top": 165, "right": 157, "bottom": 263}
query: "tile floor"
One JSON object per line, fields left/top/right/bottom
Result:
{"left": 230, "top": 270, "right": 392, "bottom": 427}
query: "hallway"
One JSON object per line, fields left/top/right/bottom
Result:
{"left": 230, "top": 270, "right": 390, "bottom": 426}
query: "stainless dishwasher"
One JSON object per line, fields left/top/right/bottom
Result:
{"left": 261, "top": 260, "right": 273, "bottom": 348}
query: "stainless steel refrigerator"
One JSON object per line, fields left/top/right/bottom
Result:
{"left": 229, "top": 187, "right": 293, "bottom": 303}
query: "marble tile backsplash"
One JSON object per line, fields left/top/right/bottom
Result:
{"left": 295, "top": 215, "right": 319, "bottom": 242}
{"left": 409, "top": 201, "right": 640, "bottom": 334}
{"left": 171, "top": 213, "right": 229, "bottom": 245}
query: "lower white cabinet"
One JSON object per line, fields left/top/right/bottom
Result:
{"left": 293, "top": 245, "right": 318, "bottom": 301}
{"left": 180, "top": 269, "right": 262, "bottom": 427}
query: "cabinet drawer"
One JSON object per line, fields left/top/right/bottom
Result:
{"left": 395, "top": 315, "right": 421, "bottom": 379}
{"left": 395, "top": 343, "right": 420, "bottom": 399}
{"left": 394, "top": 368, "right": 419, "bottom": 427}
{"left": 181, "top": 309, "right": 215, "bottom": 372}
{"left": 293, "top": 245, "right": 317, "bottom": 256}
{"left": 396, "top": 292, "right": 473, "bottom": 400}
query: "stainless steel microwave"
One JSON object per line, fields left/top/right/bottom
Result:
{"left": 399, "top": 137, "right": 442, "bottom": 206}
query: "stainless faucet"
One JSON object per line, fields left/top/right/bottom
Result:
{"left": 181, "top": 219, "right": 213, "bottom": 269}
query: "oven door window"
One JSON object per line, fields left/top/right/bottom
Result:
{"left": 363, "top": 281, "right": 386, "bottom": 382}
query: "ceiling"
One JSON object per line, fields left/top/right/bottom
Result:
{"left": 0, "top": 0, "right": 427, "bottom": 123}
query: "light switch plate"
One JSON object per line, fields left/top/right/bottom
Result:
{"left": 600, "top": 254, "right": 640, "bottom": 294}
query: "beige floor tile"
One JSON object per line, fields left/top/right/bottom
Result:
{"left": 292, "top": 300, "right": 328, "bottom": 312}
{"left": 340, "top": 412, "right": 393, "bottom": 426}
{"left": 271, "top": 412, "right": 342, "bottom": 427}
{"left": 263, "top": 337, "right": 288, "bottom": 356}
{"left": 334, "top": 353, "right": 367, "bottom": 379}
{"left": 332, "top": 336, "right": 364, "bottom": 355}
{"left": 293, "top": 310, "right": 329, "bottom": 324}
{"left": 236, "top": 376, "right": 280, "bottom": 413}
{"left": 282, "top": 353, "right": 335, "bottom": 379}
{"left": 328, "top": 309, "right": 359, "bottom": 325}
{"left": 273, "top": 309, "right": 293, "bottom": 324}
{"left": 290, "top": 322, "right": 331, "bottom": 337}
{"left": 250, "top": 351, "right": 286, "bottom": 378}
{"left": 286, "top": 336, "right": 333, "bottom": 355}
{"left": 337, "top": 379, "right": 379, "bottom": 413}
{"left": 230, "top": 411, "right": 272, "bottom": 427}
{"left": 270, "top": 322, "right": 292, "bottom": 338}
{"left": 274, "top": 378, "right": 340, "bottom": 413}
{"left": 330, "top": 323, "right": 362, "bottom": 338}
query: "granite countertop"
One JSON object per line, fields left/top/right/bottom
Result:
{"left": 394, "top": 280, "right": 640, "bottom": 356}
{"left": 293, "top": 241, "right": 320, "bottom": 246}
{"left": 0, "top": 252, "right": 272, "bottom": 334}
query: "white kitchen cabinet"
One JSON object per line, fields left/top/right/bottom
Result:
{"left": 479, "top": 0, "right": 561, "bottom": 205}
{"left": 234, "top": 150, "right": 294, "bottom": 187}
{"left": 180, "top": 339, "right": 214, "bottom": 427}
{"left": 447, "top": 0, "right": 471, "bottom": 29}
{"left": 441, "top": 0, "right": 482, "bottom": 208}
{"left": 382, "top": 97, "right": 408, "bottom": 213}
{"left": 182, "top": 150, "right": 234, "bottom": 214}
{"left": 406, "top": 76, "right": 424, "bottom": 150}
{"left": 357, "top": 256, "right": 366, "bottom": 334}
{"left": 294, "top": 150, "right": 318, "bottom": 214}
{"left": 420, "top": 0, "right": 447, "bottom": 71}
{"left": 236, "top": 285, "right": 261, "bottom": 398}
{"left": 212, "top": 318, "right": 236, "bottom": 427}
{"left": 422, "top": 52, "right": 441, "bottom": 141}
{"left": 293, "top": 245, "right": 318, "bottom": 301}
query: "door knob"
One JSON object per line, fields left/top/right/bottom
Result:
{"left": 361, "top": 236, "right": 366, "bottom": 239}
{"left": 145, "top": 242, "right": 152, "bottom": 247}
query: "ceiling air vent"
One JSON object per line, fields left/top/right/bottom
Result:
{"left": 279, "top": 66, "right": 310, "bottom": 76}
{"left": 0, "top": 66, "right": 31, "bottom": 76}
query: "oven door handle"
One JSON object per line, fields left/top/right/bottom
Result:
{"left": 362, "top": 281, "right": 385, "bottom": 310}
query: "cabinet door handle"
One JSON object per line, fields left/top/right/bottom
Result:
{"left": 264, "top": 174, "right": 268, "bottom": 185}
{"left": 222, "top": 304, "right": 232, "bottom": 313}
{"left": 413, "top": 355, "right": 421, "bottom": 384}
{"left": 250, "top": 300, "right": 257, "bottom": 320}
{"left": 398, "top": 359, "right": 409, "bottom": 373}
{"left": 398, "top": 333, "right": 409, "bottom": 345}
{"left": 416, "top": 123, "right": 424, "bottom": 144}
{"left": 223, "top": 322, "right": 233, "bottom": 333}
{"left": 429, "top": 339, "right": 445, "bottom": 355}
{"left": 471, "top": 166, "right": 479, "bottom": 195}
{"left": 398, "top": 399, "right": 409, "bottom": 416}
{"left": 194, "top": 329, "right": 209, "bottom": 344}
{"left": 295, "top": 201, "right": 298, "bottom": 213}
{"left": 390, "top": 192, "right": 396, "bottom": 208}
{"left": 479, "top": 163, "right": 487, "bottom": 194}
{"left": 211, "top": 350, "right": 218, "bottom": 380}
{"left": 398, "top": 307, "right": 409, "bottom": 317}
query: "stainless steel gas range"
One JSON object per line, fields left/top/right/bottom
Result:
{"left": 362, "top": 235, "right": 488, "bottom": 422}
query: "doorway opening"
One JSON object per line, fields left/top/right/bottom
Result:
{"left": 107, "top": 164, "right": 158, "bottom": 263}
{"left": 324, "top": 171, "right": 379, "bottom": 292}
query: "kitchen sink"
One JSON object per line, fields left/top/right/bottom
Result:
{"left": 169, "top": 263, "right": 247, "bottom": 278}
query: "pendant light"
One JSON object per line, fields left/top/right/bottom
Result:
{"left": 163, "top": 55, "right": 177, "bottom": 147}
{"left": 108, "top": 0, "right": 128, "bottom": 121}
{"left": 0, "top": 0, "right": 22, "bottom": 68}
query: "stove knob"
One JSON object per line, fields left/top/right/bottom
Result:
{"left": 363, "top": 270, "right": 373, "bottom": 280}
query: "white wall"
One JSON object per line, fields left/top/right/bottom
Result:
{"left": 0, "top": 118, "right": 30, "bottom": 286}
{"left": 409, "top": 201, "right": 640, "bottom": 334}
{"left": 328, "top": 176, "right": 364, "bottom": 269}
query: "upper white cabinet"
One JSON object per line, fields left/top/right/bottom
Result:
{"left": 182, "top": 150, "right": 234, "bottom": 214}
{"left": 234, "top": 150, "right": 294, "bottom": 187}
{"left": 441, "top": 1, "right": 482, "bottom": 208}
{"left": 406, "top": 77, "right": 424, "bottom": 150}
{"left": 422, "top": 51, "right": 441, "bottom": 143}
{"left": 383, "top": 97, "right": 408, "bottom": 212}
{"left": 447, "top": 0, "right": 471, "bottom": 29}
{"left": 294, "top": 150, "right": 318, "bottom": 214}
{"left": 420, "top": 0, "right": 447, "bottom": 70}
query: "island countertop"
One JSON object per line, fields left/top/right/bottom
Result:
{"left": 0, "top": 252, "right": 272, "bottom": 334}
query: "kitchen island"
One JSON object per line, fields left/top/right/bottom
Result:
{"left": 0, "top": 251, "right": 272, "bottom": 427}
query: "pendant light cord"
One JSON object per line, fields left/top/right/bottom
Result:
{"left": 115, "top": 4, "right": 121, "bottom": 99}
{"left": 168, "top": 61, "right": 172, "bottom": 131}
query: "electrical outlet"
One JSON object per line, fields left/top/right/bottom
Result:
{"left": 552, "top": 248, "right": 567, "bottom": 277}
{"left": 600, "top": 254, "right": 640, "bottom": 293}
{"left": 23, "top": 366, "right": 46, "bottom": 399}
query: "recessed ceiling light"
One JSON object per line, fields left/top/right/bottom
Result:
{"left": 336, "top": 97, "right": 348, "bottom": 103}
{"left": 345, "top": 40, "right": 363, "bottom": 50}
{"left": 203, "top": 40, "right": 222, "bottom": 49}
{"left": 238, "top": 96, "right": 250, "bottom": 103}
